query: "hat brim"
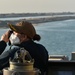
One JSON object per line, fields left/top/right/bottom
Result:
{"left": 8, "top": 24, "right": 21, "bottom": 33}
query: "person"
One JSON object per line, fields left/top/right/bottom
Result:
{"left": 0, "top": 21, "right": 48, "bottom": 75}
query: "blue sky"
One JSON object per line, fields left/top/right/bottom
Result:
{"left": 0, "top": 0, "right": 75, "bottom": 13}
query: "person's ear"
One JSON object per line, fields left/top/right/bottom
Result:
{"left": 24, "top": 35, "right": 27, "bottom": 39}
{"left": 22, "top": 35, "right": 28, "bottom": 41}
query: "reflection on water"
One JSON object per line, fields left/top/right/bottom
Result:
{"left": 0, "top": 19, "right": 75, "bottom": 59}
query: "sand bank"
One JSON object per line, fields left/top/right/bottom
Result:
{"left": 0, "top": 15, "right": 75, "bottom": 27}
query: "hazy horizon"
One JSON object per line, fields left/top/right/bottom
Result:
{"left": 0, "top": 0, "right": 75, "bottom": 13}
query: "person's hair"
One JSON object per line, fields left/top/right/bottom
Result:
{"left": 33, "top": 34, "right": 41, "bottom": 41}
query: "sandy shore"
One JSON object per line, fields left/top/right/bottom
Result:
{"left": 26, "top": 16, "right": 75, "bottom": 24}
{"left": 0, "top": 15, "right": 75, "bottom": 27}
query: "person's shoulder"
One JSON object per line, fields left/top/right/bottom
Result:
{"left": 35, "top": 42, "right": 48, "bottom": 51}
{"left": 35, "top": 42, "right": 45, "bottom": 47}
{"left": 35, "top": 42, "right": 49, "bottom": 57}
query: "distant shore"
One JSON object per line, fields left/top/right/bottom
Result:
{"left": 0, "top": 15, "right": 75, "bottom": 28}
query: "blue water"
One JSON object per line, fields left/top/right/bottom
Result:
{"left": 0, "top": 19, "right": 75, "bottom": 59}
{"left": 35, "top": 19, "right": 75, "bottom": 60}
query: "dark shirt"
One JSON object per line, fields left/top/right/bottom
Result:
{"left": 0, "top": 40, "right": 48, "bottom": 75}
{"left": 0, "top": 41, "right": 7, "bottom": 55}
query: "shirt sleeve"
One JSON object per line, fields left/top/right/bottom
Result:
{"left": 0, "top": 41, "right": 7, "bottom": 55}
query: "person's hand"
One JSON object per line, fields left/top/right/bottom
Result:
{"left": 0, "top": 30, "right": 10, "bottom": 43}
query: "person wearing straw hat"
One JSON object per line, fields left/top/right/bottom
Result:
{"left": 0, "top": 21, "right": 48, "bottom": 75}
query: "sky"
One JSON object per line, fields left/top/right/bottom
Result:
{"left": 0, "top": 0, "right": 75, "bottom": 13}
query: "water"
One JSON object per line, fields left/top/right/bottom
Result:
{"left": 0, "top": 19, "right": 75, "bottom": 59}
{"left": 35, "top": 19, "right": 75, "bottom": 60}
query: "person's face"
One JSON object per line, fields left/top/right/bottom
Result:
{"left": 13, "top": 31, "right": 28, "bottom": 43}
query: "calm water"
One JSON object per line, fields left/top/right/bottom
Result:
{"left": 0, "top": 19, "right": 75, "bottom": 59}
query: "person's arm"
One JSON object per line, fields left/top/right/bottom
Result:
{"left": 0, "top": 46, "right": 20, "bottom": 70}
{"left": 0, "top": 41, "right": 7, "bottom": 54}
{"left": 0, "top": 30, "right": 10, "bottom": 54}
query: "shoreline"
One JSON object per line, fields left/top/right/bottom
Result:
{"left": 0, "top": 15, "right": 75, "bottom": 28}
{"left": 26, "top": 16, "right": 75, "bottom": 24}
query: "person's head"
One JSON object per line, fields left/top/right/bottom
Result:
{"left": 8, "top": 21, "right": 41, "bottom": 45}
